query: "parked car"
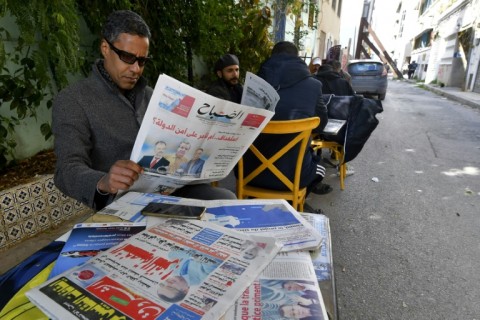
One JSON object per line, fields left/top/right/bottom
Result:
{"left": 347, "top": 59, "right": 388, "bottom": 100}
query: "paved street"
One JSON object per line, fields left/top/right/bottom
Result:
{"left": 307, "top": 80, "right": 480, "bottom": 319}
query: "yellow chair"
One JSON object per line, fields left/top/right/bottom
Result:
{"left": 236, "top": 117, "right": 320, "bottom": 211}
{"left": 311, "top": 136, "right": 346, "bottom": 190}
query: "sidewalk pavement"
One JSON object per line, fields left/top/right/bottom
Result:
{"left": 403, "top": 78, "right": 480, "bottom": 110}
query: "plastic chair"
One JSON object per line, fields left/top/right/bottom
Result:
{"left": 311, "top": 136, "right": 346, "bottom": 190}
{"left": 236, "top": 117, "right": 320, "bottom": 211}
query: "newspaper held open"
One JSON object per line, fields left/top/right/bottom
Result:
{"left": 127, "top": 73, "right": 277, "bottom": 195}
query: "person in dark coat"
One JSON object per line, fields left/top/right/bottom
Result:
{"left": 315, "top": 60, "right": 356, "bottom": 173}
{"left": 241, "top": 41, "right": 331, "bottom": 197}
{"left": 206, "top": 54, "right": 243, "bottom": 103}
{"left": 315, "top": 61, "right": 355, "bottom": 96}
{"left": 408, "top": 61, "right": 418, "bottom": 79}
{"left": 52, "top": 10, "right": 236, "bottom": 210}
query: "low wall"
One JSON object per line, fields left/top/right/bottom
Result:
{"left": 0, "top": 174, "right": 94, "bottom": 251}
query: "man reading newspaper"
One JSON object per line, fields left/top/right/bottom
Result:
{"left": 52, "top": 10, "right": 236, "bottom": 210}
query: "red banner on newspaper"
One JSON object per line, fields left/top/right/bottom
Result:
{"left": 241, "top": 114, "right": 266, "bottom": 128}
{"left": 88, "top": 276, "right": 165, "bottom": 320}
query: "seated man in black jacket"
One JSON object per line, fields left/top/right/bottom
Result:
{"left": 315, "top": 60, "right": 354, "bottom": 96}
{"left": 242, "top": 41, "right": 332, "bottom": 201}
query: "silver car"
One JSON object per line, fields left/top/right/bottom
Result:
{"left": 347, "top": 59, "right": 388, "bottom": 100}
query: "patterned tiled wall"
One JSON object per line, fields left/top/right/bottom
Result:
{"left": 0, "top": 174, "right": 94, "bottom": 251}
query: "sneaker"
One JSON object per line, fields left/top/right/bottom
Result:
{"left": 322, "top": 157, "right": 338, "bottom": 168}
{"left": 337, "top": 165, "right": 355, "bottom": 177}
{"left": 304, "top": 203, "right": 324, "bottom": 214}
{"left": 311, "top": 183, "right": 333, "bottom": 195}
{"left": 330, "top": 151, "right": 337, "bottom": 160}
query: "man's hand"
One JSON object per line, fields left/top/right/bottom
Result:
{"left": 96, "top": 160, "right": 143, "bottom": 194}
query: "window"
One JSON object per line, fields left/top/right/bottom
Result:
{"left": 413, "top": 29, "right": 432, "bottom": 49}
{"left": 308, "top": 0, "right": 316, "bottom": 28}
{"left": 348, "top": 62, "right": 383, "bottom": 73}
{"left": 419, "top": 0, "right": 433, "bottom": 15}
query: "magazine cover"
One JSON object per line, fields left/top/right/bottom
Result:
{"left": 48, "top": 222, "right": 146, "bottom": 280}
{"left": 27, "top": 220, "right": 281, "bottom": 320}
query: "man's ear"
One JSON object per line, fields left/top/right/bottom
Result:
{"left": 216, "top": 70, "right": 223, "bottom": 78}
{"left": 100, "top": 39, "right": 109, "bottom": 59}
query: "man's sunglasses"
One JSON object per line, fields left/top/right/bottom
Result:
{"left": 105, "top": 39, "right": 151, "bottom": 67}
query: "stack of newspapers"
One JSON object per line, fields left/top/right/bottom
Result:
{"left": 26, "top": 193, "right": 333, "bottom": 320}
{"left": 26, "top": 74, "right": 334, "bottom": 320}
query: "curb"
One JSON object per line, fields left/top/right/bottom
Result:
{"left": 403, "top": 79, "right": 480, "bottom": 110}
{"left": 423, "top": 85, "right": 480, "bottom": 110}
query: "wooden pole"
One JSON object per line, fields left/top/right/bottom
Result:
{"left": 363, "top": 18, "right": 403, "bottom": 79}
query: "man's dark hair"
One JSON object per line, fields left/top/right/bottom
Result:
{"left": 318, "top": 64, "right": 333, "bottom": 72}
{"left": 101, "top": 10, "right": 151, "bottom": 42}
{"left": 271, "top": 41, "right": 298, "bottom": 56}
{"left": 330, "top": 60, "right": 342, "bottom": 71}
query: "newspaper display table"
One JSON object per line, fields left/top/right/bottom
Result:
{"left": 0, "top": 194, "right": 338, "bottom": 320}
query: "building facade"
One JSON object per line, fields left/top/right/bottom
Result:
{"left": 390, "top": 0, "right": 480, "bottom": 92}
{"left": 270, "top": 0, "right": 341, "bottom": 64}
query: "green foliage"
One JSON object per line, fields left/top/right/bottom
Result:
{"left": 0, "top": 1, "right": 82, "bottom": 169}
{"left": 0, "top": 0, "right": 315, "bottom": 170}
{"left": 270, "top": 0, "right": 317, "bottom": 50}
{"left": 234, "top": 2, "right": 274, "bottom": 78}
{"left": 77, "top": 0, "right": 273, "bottom": 87}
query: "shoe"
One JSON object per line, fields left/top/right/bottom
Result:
{"left": 337, "top": 165, "right": 355, "bottom": 177}
{"left": 303, "top": 203, "right": 324, "bottom": 214}
{"left": 311, "top": 183, "right": 333, "bottom": 195}
{"left": 330, "top": 151, "right": 337, "bottom": 160}
{"left": 322, "top": 157, "right": 338, "bottom": 168}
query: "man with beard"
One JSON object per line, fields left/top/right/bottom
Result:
{"left": 206, "top": 54, "right": 243, "bottom": 103}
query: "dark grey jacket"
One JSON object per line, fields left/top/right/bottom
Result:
{"left": 52, "top": 61, "right": 152, "bottom": 208}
